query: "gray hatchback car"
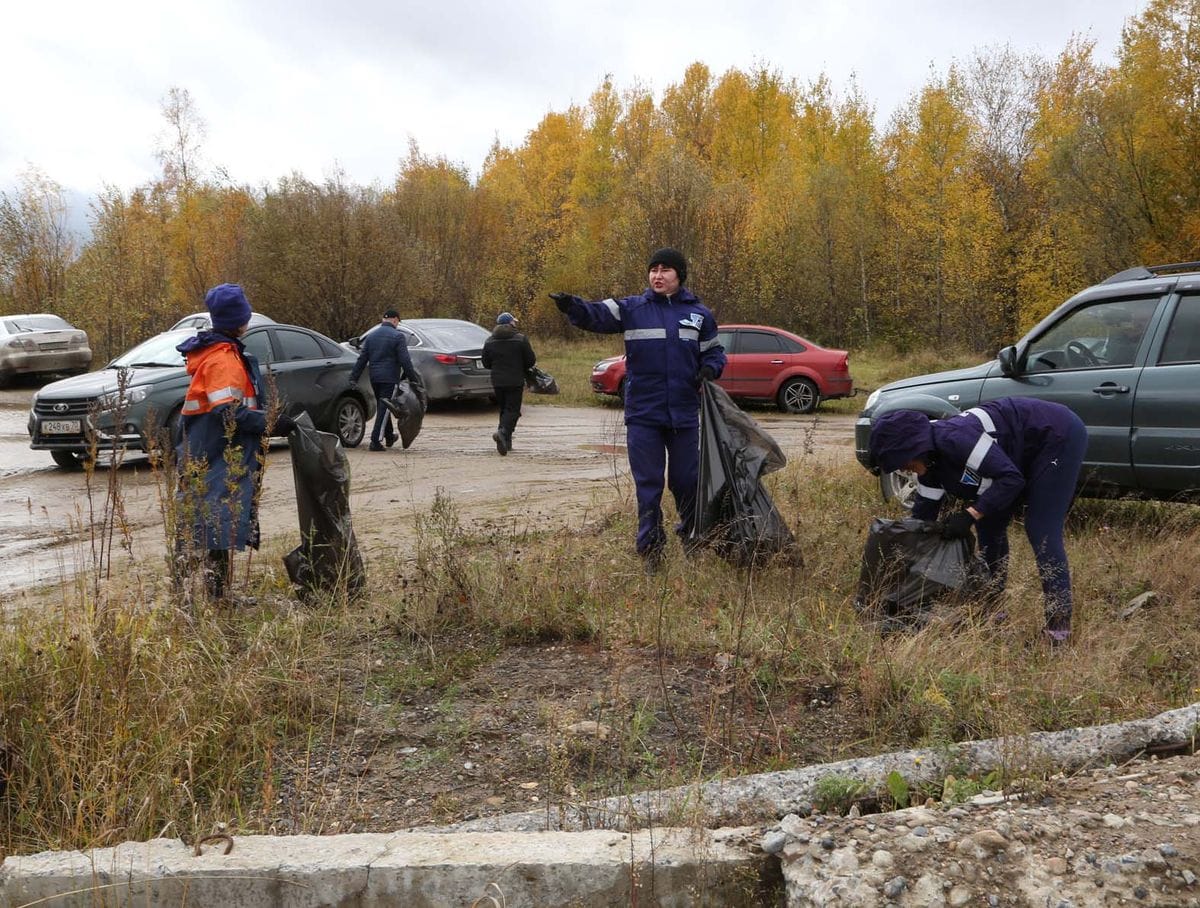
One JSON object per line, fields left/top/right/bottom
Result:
{"left": 855, "top": 262, "right": 1200, "bottom": 504}
{"left": 29, "top": 322, "right": 375, "bottom": 468}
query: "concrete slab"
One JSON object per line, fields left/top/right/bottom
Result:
{"left": 1, "top": 827, "right": 773, "bottom": 907}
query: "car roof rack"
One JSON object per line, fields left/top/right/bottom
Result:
{"left": 1102, "top": 262, "right": 1200, "bottom": 284}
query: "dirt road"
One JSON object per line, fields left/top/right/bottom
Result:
{"left": 0, "top": 386, "right": 858, "bottom": 601}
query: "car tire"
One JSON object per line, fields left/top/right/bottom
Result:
{"left": 778, "top": 378, "right": 820, "bottom": 413}
{"left": 51, "top": 449, "right": 90, "bottom": 470}
{"left": 335, "top": 395, "right": 366, "bottom": 448}
{"left": 880, "top": 470, "right": 919, "bottom": 510}
{"left": 617, "top": 378, "right": 626, "bottom": 404}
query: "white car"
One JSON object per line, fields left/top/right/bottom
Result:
{"left": 0, "top": 314, "right": 92, "bottom": 386}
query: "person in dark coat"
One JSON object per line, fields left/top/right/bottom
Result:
{"left": 176, "top": 283, "right": 295, "bottom": 599}
{"left": 551, "top": 247, "right": 726, "bottom": 572}
{"left": 349, "top": 308, "right": 420, "bottom": 451}
{"left": 480, "top": 311, "right": 536, "bottom": 455}
{"left": 868, "top": 397, "right": 1088, "bottom": 645}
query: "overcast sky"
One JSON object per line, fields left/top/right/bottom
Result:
{"left": 3, "top": 0, "right": 1145, "bottom": 202}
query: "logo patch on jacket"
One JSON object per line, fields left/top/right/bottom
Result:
{"left": 680, "top": 313, "right": 704, "bottom": 330}
{"left": 959, "top": 468, "right": 981, "bottom": 488}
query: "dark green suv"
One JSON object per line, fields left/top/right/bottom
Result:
{"left": 855, "top": 262, "right": 1200, "bottom": 503}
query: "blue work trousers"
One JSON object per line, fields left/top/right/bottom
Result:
{"left": 625, "top": 422, "right": 699, "bottom": 555}
{"left": 976, "top": 412, "right": 1088, "bottom": 631}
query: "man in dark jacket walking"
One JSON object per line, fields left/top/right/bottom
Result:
{"left": 349, "top": 308, "right": 420, "bottom": 451}
{"left": 551, "top": 247, "right": 726, "bottom": 571}
{"left": 481, "top": 311, "right": 536, "bottom": 455}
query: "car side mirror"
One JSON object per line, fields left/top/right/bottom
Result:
{"left": 997, "top": 345, "right": 1019, "bottom": 376}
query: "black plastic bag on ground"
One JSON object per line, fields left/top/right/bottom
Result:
{"left": 283, "top": 412, "right": 366, "bottom": 599}
{"left": 686, "top": 381, "right": 798, "bottom": 568}
{"left": 854, "top": 517, "right": 989, "bottom": 633}
{"left": 525, "top": 366, "right": 559, "bottom": 394}
{"left": 383, "top": 379, "right": 427, "bottom": 448}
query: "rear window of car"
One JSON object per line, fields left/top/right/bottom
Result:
{"left": 3, "top": 315, "right": 72, "bottom": 332}
{"left": 415, "top": 323, "right": 489, "bottom": 349}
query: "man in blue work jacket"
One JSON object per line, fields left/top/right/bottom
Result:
{"left": 552, "top": 247, "right": 726, "bottom": 573}
{"left": 868, "top": 397, "right": 1088, "bottom": 646}
{"left": 349, "top": 307, "right": 420, "bottom": 451}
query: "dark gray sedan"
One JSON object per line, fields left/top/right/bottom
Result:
{"left": 855, "top": 262, "right": 1200, "bottom": 504}
{"left": 345, "top": 318, "right": 493, "bottom": 403}
{"left": 29, "top": 322, "right": 375, "bottom": 468}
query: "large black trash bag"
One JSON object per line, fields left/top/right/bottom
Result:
{"left": 283, "top": 412, "right": 366, "bottom": 598}
{"left": 686, "top": 381, "right": 798, "bottom": 568}
{"left": 383, "top": 378, "right": 427, "bottom": 449}
{"left": 854, "top": 517, "right": 989, "bottom": 633}
{"left": 525, "top": 366, "right": 560, "bottom": 395}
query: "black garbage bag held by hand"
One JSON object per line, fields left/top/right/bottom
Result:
{"left": 283, "top": 412, "right": 366, "bottom": 598}
{"left": 525, "top": 366, "right": 560, "bottom": 395}
{"left": 686, "top": 381, "right": 797, "bottom": 567}
{"left": 854, "top": 516, "right": 989, "bottom": 633}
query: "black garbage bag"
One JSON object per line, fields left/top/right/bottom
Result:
{"left": 525, "top": 366, "right": 559, "bottom": 395}
{"left": 686, "top": 381, "right": 798, "bottom": 567}
{"left": 383, "top": 378, "right": 427, "bottom": 449}
{"left": 854, "top": 517, "right": 989, "bottom": 633}
{"left": 283, "top": 412, "right": 366, "bottom": 598}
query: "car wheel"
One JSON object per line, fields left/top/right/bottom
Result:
{"left": 616, "top": 378, "right": 626, "bottom": 404}
{"left": 880, "top": 470, "right": 919, "bottom": 510}
{"left": 51, "top": 449, "right": 90, "bottom": 470}
{"left": 777, "top": 378, "right": 820, "bottom": 413}
{"left": 335, "top": 395, "right": 366, "bottom": 448}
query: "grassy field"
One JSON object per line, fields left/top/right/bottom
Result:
{"left": 2, "top": 340, "right": 1197, "bottom": 853}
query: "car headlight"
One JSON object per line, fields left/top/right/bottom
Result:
{"left": 865, "top": 389, "right": 881, "bottom": 409}
{"left": 593, "top": 360, "right": 613, "bottom": 372}
{"left": 99, "top": 387, "right": 150, "bottom": 411}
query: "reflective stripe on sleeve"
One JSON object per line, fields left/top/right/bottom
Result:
{"left": 602, "top": 298, "right": 621, "bottom": 320}
{"left": 624, "top": 328, "right": 667, "bottom": 341}
{"left": 181, "top": 399, "right": 202, "bottom": 413}
{"left": 965, "top": 407, "right": 997, "bottom": 434}
{"left": 700, "top": 337, "right": 721, "bottom": 351}
{"left": 679, "top": 327, "right": 700, "bottom": 341}
{"left": 978, "top": 478, "right": 993, "bottom": 495}
{"left": 916, "top": 482, "right": 945, "bottom": 500}
{"left": 206, "top": 386, "right": 245, "bottom": 405}
{"left": 965, "top": 433, "right": 994, "bottom": 471}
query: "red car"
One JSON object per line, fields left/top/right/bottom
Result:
{"left": 590, "top": 323, "right": 853, "bottom": 413}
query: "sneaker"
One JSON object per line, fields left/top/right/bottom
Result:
{"left": 493, "top": 431, "right": 508, "bottom": 456}
{"left": 369, "top": 442, "right": 385, "bottom": 452}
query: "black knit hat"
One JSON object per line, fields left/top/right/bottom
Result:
{"left": 647, "top": 247, "right": 687, "bottom": 284}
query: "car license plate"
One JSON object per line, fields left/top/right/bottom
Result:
{"left": 42, "top": 419, "right": 81, "bottom": 434}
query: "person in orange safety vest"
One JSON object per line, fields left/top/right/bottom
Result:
{"left": 174, "top": 283, "right": 295, "bottom": 600}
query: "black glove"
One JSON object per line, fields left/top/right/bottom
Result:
{"left": 940, "top": 509, "right": 976, "bottom": 539}
{"left": 549, "top": 292, "right": 574, "bottom": 314}
{"left": 274, "top": 414, "right": 297, "bottom": 436}
{"left": 698, "top": 365, "right": 717, "bottom": 383}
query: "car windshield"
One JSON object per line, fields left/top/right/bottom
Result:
{"left": 3, "top": 315, "right": 71, "bottom": 332}
{"left": 108, "top": 332, "right": 190, "bottom": 369}
{"left": 416, "top": 323, "right": 489, "bottom": 349}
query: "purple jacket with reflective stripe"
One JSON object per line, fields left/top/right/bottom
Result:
{"left": 911, "top": 398, "right": 1076, "bottom": 521}
{"left": 563, "top": 287, "right": 726, "bottom": 429}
